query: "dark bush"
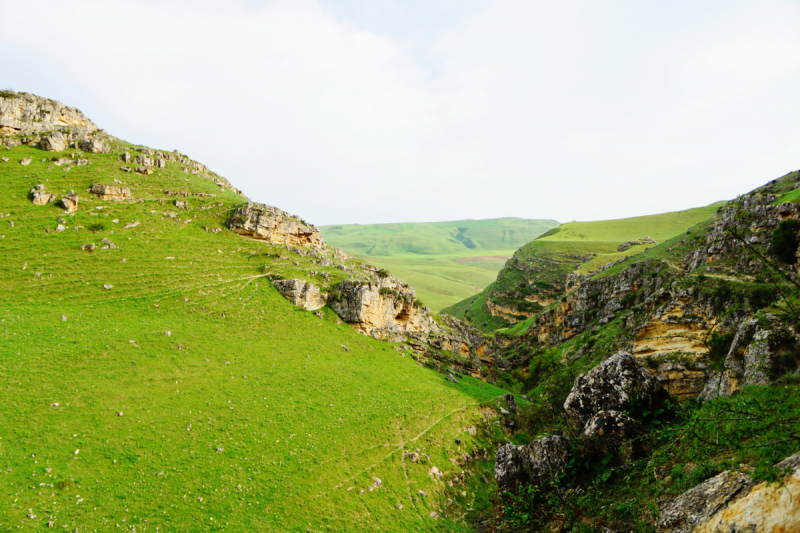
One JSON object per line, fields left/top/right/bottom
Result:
{"left": 772, "top": 219, "right": 800, "bottom": 264}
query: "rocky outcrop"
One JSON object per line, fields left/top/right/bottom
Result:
{"left": 329, "top": 278, "right": 431, "bottom": 341}
{"left": 29, "top": 184, "right": 56, "bottom": 206}
{"left": 40, "top": 131, "right": 68, "bottom": 152}
{"left": 227, "top": 202, "right": 325, "bottom": 248}
{"left": 60, "top": 191, "right": 79, "bottom": 213}
{"left": 563, "top": 351, "right": 670, "bottom": 427}
{"left": 272, "top": 279, "right": 327, "bottom": 311}
{"left": 702, "top": 319, "right": 799, "bottom": 399}
{"left": 495, "top": 436, "right": 570, "bottom": 494}
{"left": 583, "top": 410, "right": 648, "bottom": 461}
{"left": 0, "top": 92, "right": 98, "bottom": 137}
{"left": 657, "top": 452, "right": 800, "bottom": 533}
{"left": 91, "top": 184, "right": 132, "bottom": 201}
{"left": 428, "top": 314, "right": 494, "bottom": 367}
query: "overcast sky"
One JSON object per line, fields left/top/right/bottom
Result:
{"left": 2, "top": 0, "right": 800, "bottom": 225}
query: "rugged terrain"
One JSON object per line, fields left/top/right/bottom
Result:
{"left": 444, "top": 205, "right": 723, "bottom": 331}
{"left": 476, "top": 171, "right": 800, "bottom": 531}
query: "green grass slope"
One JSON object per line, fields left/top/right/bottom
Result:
{"left": 0, "top": 142, "right": 512, "bottom": 531}
{"left": 444, "top": 203, "right": 723, "bottom": 329}
{"left": 320, "top": 218, "right": 559, "bottom": 312}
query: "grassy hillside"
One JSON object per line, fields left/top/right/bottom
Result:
{"left": 320, "top": 218, "right": 559, "bottom": 312}
{"left": 443, "top": 203, "right": 723, "bottom": 329}
{"left": 0, "top": 141, "right": 515, "bottom": 531}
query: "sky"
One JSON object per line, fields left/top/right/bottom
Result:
{"left": 2, "top": 0, "right": 800, "bottom": 226}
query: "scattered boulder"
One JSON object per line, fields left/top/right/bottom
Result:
{"left": 582, "top": 410, "right": 648, "bottom": 462}
{"left": 563, "top": 351, "right": 669, "bottom": 427}
{"left": 81, "top": 243, "right": 95, "bottom": 251}
{"left": 156, "top": 158, "right": 167, "bottom": 168}
{"left": 80, "top": 138, "right": 107, "bottom": 153}
{"left": 121, "top": 151, "right": 131, "bottom": 163}
{"left": 135, "top": 167, "right": 153, "bottom": 175}
{"left": 657, "top": 452, "right": 800, "bottom": 533}
{"left": 272, "top": 279, "right": 327, "bottom": 311}
{"left": 227, "top": 202, "right": 326, "bottom": 248}
{"left": 175, "top": 200, "right": 188, "bottom": 209}
{"left": 495, "top": 435, "right": 570, "bottom": 494}
{"left": 502, "top": 392, "right": 518, "bottom": 413}
{"left": 90, "top": 184, "right": 132, "bottom": 201}
{"left": 123, "top": 221, "right": 141, "bottom": 229}
{"left": 20, "top": 157, "right": 32, "bottom": 166}
{"left": 60, "top": 191, "right": 79, "bottom": 213}
{"left": 103, "top": 284, "right": 113, "bottom": 290}
{"left": 30, "top": 184, "right": 56, "bottom": 205}
{"left": 40, "top": 131, "right": 68, "bottom": 152}
{"left": 404, "top": 452, "right": 419, "bottom": 463}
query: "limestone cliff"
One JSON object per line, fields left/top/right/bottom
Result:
{"left": 227, "top": 202, "right": 325, "bottom": 248}
{"left": 495, "top": 171, "right": 800, "bottom": 400}
{"left": 0, "top": 91, "right": 98, "bottom": 138}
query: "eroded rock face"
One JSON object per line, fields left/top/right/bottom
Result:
{"left": 583, "top": 410, "right": 648, "bottom": 461}
{"left": 272, "top": 279, "right": 327, "bottom": 311}
{"left": 329, "top": 279, "right": 431, "bottom": 341}
{"left": 657, "top": 452, "right": 800, "bottom": 533}
{"left": 227, "top": 202, "right": 325, "bottom": 248}
{"left": 91, "top": 184, "right": 132, "bottom": 201}
{"left": 563, "top": 351, "right": 669, "bottom": 427}
{"left": 495, "top": 436, "right": 570, "bottom": 494}
{"left": 0, "top": 92, "right": 98, "bottom": 137}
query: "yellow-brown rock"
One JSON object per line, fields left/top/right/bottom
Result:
{"left": 227, "top": 202, "right": 325, "bottom": 248}
{"left": 91, "top": 184, "right": 132, "bottom": 201}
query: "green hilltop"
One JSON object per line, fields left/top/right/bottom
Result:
{"left": 442, "top": 203, "right": 723, "bottom": 330}
{"left": 320, "top": 218, "right": 559, "bottom": 312}
{"left": 0, "top": 93, "right": 515, "bottom": 531}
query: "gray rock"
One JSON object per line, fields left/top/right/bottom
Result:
{"left": 502, "top": 392, "right": 518, "bottom": 413}
{"left": 20, "top": 157, "right": 31, "bottom": 166}
{"left": 583, "top": 410, "right": 648, "bottom": 461}
{"left": 40, "top": 131, "right": 68, "bottom": 152}
{"left": 81, "top": 243, "right": 95, "bottom": 251}
{"left": 80, "top": 138, "right": 107, "bottom": 153}
{"left": 494, "top": 435, "right": 570, "bottom": 494}
{"left": 0, "top": 92, "right": 99, "bottom": 137}
{"left": 121, "top": 151, "right": 131, "bottom": 163}
{"left": 563, "top": 351, "right": 669, "bottom": 427}
{"left": 272, "top": 279, "right": 327, "bottom": 311}
{"left": 174, "top": 200, "right": 188, "bottom": 209}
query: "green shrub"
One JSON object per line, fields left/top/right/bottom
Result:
{"left": 376, "top": 269, "right": 390, "bottom": 278}
{"left": 87, "top": 222, "right": 106, "bottom": 233}
{"left": 772, "top": 219, "right": 800, "bottom": 264}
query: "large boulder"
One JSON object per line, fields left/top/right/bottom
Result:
{"left": 582, "top": 410, "right": 648, "bottom": 462}
{"left": 80, "top": 138, "right": 107, "bottom": 153}
{"left": 40, "top": 131, "right": 68, "bottom": 152}
{"left": 495, "top": 435, "right": 570, "bottom": 494}
{"left": 29, "top": 184, "right": 56, "bottom": 206}
{"left": 657, "top": 452, "right": 800, "bottom": 533}
{"left": 563, "top": 351, "right": 669, "bottom": 427}
{"left": 227, "top": 202, "right": 325, "bottom": 248}
{"left": 91, "top": 184, "right": 132, "bottom": 201}
{"left": 272, "top": 279, "right": 327, "bottom": 311}
{"left": 60, "top": 191, "right": 79, "bottom": 213}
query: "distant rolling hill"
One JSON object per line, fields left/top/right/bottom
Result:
{"left": 320, "top": 218, "right": 560, "bottom": 312}
{"left": 442, "top": 203, "right": 725, "bottom": 330}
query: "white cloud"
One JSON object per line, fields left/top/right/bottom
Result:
{"left": 2, "top": 0, "right": 800, "bottom": 225}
